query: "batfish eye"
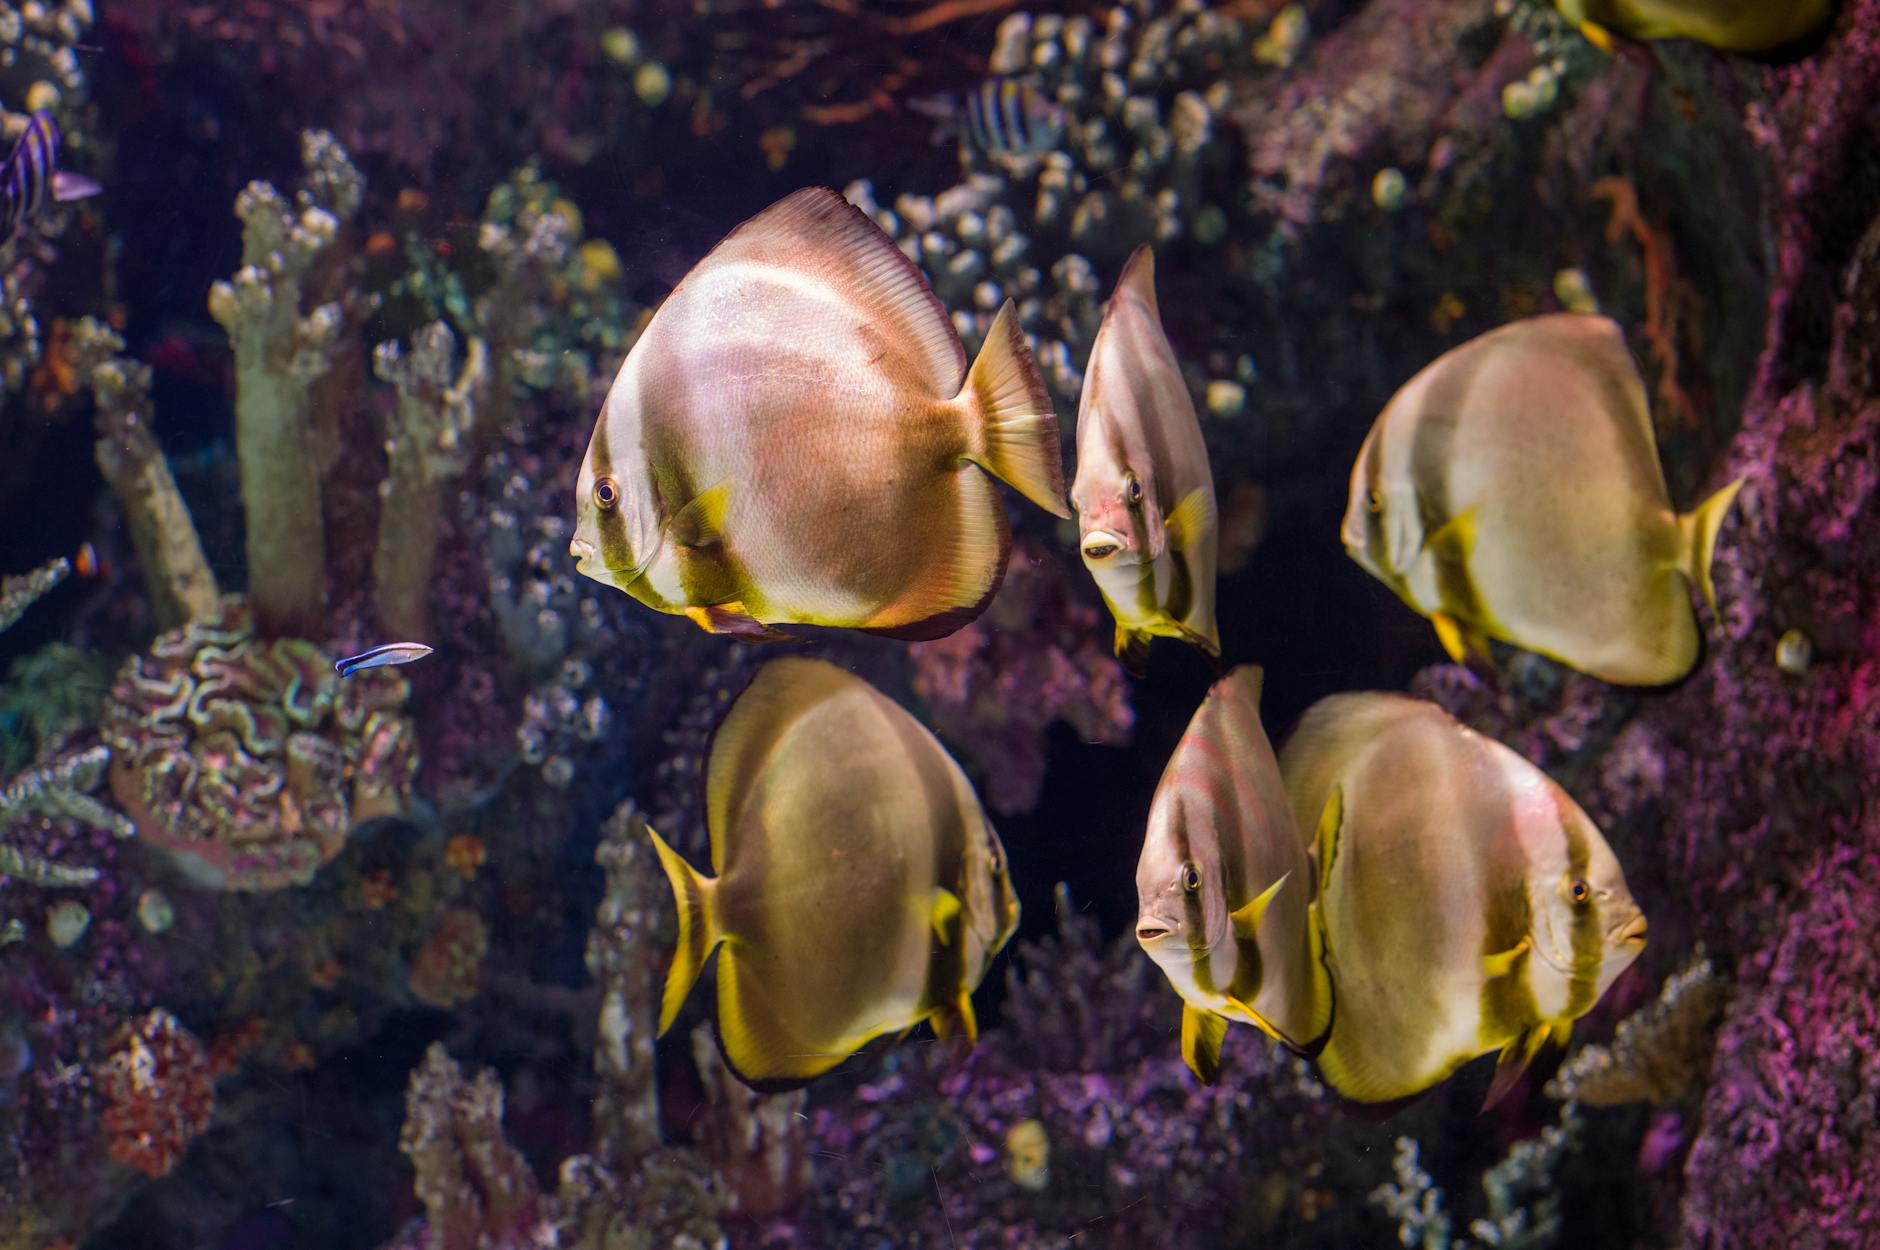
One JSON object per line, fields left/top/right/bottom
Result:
{"left": 1366, "top": 489, "right": 1383, "bottom": 514}
{"left": 1569, "top": 878, "right": 1590, "bottom": 905}
{"left": 1181, "top": 861, "right": 1201, "bottom": 893}
{"left": 1124, "top": 472, "right": 1143, "bottom": 505}
{"left": 593, "top": 476, "right": 620, "bottom": 510}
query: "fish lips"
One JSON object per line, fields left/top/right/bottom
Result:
{"left": 1134, "top": 912, "right": 1184, "bottom": 946}
{"left": 1081, "top": 529, "right": 1133, "bottom": 562}
{"left": 569, "top": 536, "right": 651, "bottom": 588}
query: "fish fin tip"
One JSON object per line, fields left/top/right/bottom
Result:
{"left": 683, "top": 602, "right": 793, "bottom": 641}
{"left": 1577, "top": 19, "right": 1616, "bottom": 53}
{"left": 1431, "top": 612, "right": 1470, "bottom": 664}
{"left": 960, "top": 301, "right": 1068, "bottom": 518}
{"left": 1482, "top": 1024, "right": 1552, "bottom": 1110}
{"left": 930, "top": 887, "right": 963, "bottom": 945}
{"left": 1180, "top": 1004, "right": 1228, "bottom": 1085}
{"left": 1678, "top": 476, "right": 1745, "bottom": 616}
{"left": 1163, "top": 488, "right": 1217, "bottom": 554}
{"left": 1113, "top": 244, "right": 1159, "bottom": 317}
{"left": 1230, "top": 869, "right": 1291, "bottom": 942}
{"left": 1115, "top": 626, "right": 1152, "bottom": 676}
{"left": 929, "top": 992, "right": 978, "bottom": 1046}
{"left": 667, "top": 479, "right": 734, "bottom": 548}
{"left": 1480, "top": 935, "right": 1532, "bottom": 980}
{"left": 643, "top": 823, "right": 720, "bottom": 1036}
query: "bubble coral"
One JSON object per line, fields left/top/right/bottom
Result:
{"left": 97, "top": 1008, "right": 216, "bottom": 1180}
{"left": 100, "top": 598, "right": 417, "bottom": 891}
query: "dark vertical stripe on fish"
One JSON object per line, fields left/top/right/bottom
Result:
{"left": 999, "top": 81, "right": 1027, "bottom": 151}
{"left": 1560, "top": 799, "right": 1603, "bottom": 1020}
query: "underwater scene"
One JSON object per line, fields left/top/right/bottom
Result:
{"left": 0, "top": 0, "right": 1875, "bottom": 1246}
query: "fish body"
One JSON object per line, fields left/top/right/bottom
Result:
{"left": 336, "top": 642, "right": 434, "bottom": 677}
{"left": 1279, "top": 692, "right": 1647, "bottom": 1106}
{"left": 912, "top": 79, "right": 1065, "bottom": 158}
{"left": 1072, "top": 245, "right": 1219, "bottom": 674}
{"left": 1344, "top": 313, "right": 1743, "bottom": 685}
{"left": 646, "top": 656, "right": 1019, "bottom": 1088}
{"left": 1552, "top": 0, "right": 1835, "bottom": 52}
{"left": 0, "top": 112, "right": 100, "bottom": 246}
{"left": 1136, "top": 667, "right": 1330, "bottom": 1084}
{"left": 572, "top": 187, "right": 1068, "bottom": 642}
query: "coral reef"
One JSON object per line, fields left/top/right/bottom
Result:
{"left": 397, "top": 1043, "right": 544, "bottom": 1250}
{"left": 1547, "top": 956, "right": 1728, "bottom": 1107}
{"left": 1373, "top": 1104, "right": 1582, "bottom": 1250}
{"left": 96, "top": 1007, "right": 216, "bottom": 1180}
{"left": 910, "top": 539, "right": 1133, "bottom": 815}
{"left": 100, "top": 598, "right": 417, "bottom": 890}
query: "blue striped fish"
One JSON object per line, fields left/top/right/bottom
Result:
{"left": 336, "top": 642, "right": 433, "bottom": 678}
{"left": 0, "top": 111, "right": 100, "bottom": 247}
{"left": 911, "top": 79, "right": 1065, "bottom": 158}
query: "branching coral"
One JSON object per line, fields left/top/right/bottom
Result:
{"left": 208, "top": 130, "right": 363, "bottom": 638}
{"left": 397, "top": 1043, "right": 543, "bottom": 1250}
{"left": 1547, "top": 955, "right": 1728, "bottom": 1107}
{"left": 1372, "top": 1105, "right": 1582, "bottom": 1250}
{"left": 100, "top": 598, "right": 417, "bottom": 890}
{"left": 0, "top": 555, "right": 68, "bottom": 633}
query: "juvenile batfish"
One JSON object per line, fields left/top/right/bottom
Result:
{"left": 335, "top": 642, "right": 433, "bottom": 677}
{"left": 1552, "top": 0, "right": 1834, "bottom": 53}
{"left": 0, "top": 111, "right": 100, "bottom": 248}
{"left": 645, "top": 656, "right": 1020, "bottom": 1088}
{"left": 1279, "top": 692, "right": 1647, "bottom": 1107}
{"left": 1136, "top": 666, "right": 1330, "bottom": 1084}
{"left": 1344, "top": 313, "right": 1743, "bottom": 685}
{"left": 572, "top": 187, "right": 1069, "bottom": 642}
{"left": 1072, "top": 245, "right": 1219, "bottom": 675}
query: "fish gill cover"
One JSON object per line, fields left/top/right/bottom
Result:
{"left": 0, "top": 0, "right": 1872, "bottom": 1248}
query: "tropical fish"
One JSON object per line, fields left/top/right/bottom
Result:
{"left": 1279, "top": 692, "right": 1647, "bottom": 1107}
{"left": 1072, "top": 244, "right": 1220, "bottom": 675}
{"left": 644, "top": 656, "right": 1020, "bottom": 1088}
{"left": 571, "top": 186, "right": 1069, "bottom": 642}
{"left": 0, "top": 111, "right": 100, "bottom": 247}
{"left": 911, "top": 79, "right": 1065, "bottom": 158}
{"left": 1551, "top": 0, "right": 1835, "bottom": 54}
{"left": 1136, "top": 666, "right": 1331, "bottom": 1084}
{"left": 1344, "top": 313, "right": 1743, "bottom": 685}
{"left": 335, "top": 642, "right": 433, "bottom": 677}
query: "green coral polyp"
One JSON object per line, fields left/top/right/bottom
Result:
{"left": 102, "top": 598, "right": 419, "bottom": 891}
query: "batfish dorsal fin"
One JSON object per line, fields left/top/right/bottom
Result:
{"left": 704, "top": 657, "right": 857, "bottom": 869}
{"left": 1112, "top": 243, "right": 1160, "bottom": 320}
{"left": 706, "top": 187, "right": 966, "bottom": 394}
{"left": 1181, "top": 1004, "right": 1228, "bottom": 1084}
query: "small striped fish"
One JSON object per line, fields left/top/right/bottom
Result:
{"left": 961, "top": 79, "right": 1064, "bottom": 157}
{"left": 0, "top": 111, "right": 100, "bottom": 247}
{"left": 336, "top": 642, "right": 433, "bottom": 678}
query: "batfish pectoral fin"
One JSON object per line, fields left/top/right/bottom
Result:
{"left": 1577, "top": 19, "right": 1616, "bottom": 53}
{"left": 1230, "top": 870, "right": 1292, "bottom": 942}
{"left": 682, "top": 603, "right": 798, "bottom": 642}
{"left": 1224, "top": 992, "right": 1306, "bottom": 1055}
{"left": 1482, "top": 1021, "right": 1554, "bottom": 1110}
{"left": 1115, "top": 626, "right": 1153, "bottom": 677}
{"left": 1180, "top": 1004, "right": 1228, "bottom": 1085}
{"left": 1426, "top": 508, "right": 1478, "bottom": 567}
{"left": 929, "top": 991, "right": 978, "bottom": 1045}
{"left": 1164, "top": 488, "right": 1217, "bottom": 554}
{"left": 666, "top": 479, "right": 734, "bottom": 548}
{"left": 930, "top": 887, "right": 964, "bottom": 946}
{"left": 1480, "top": 935, "right": 1532, "bottom": 980}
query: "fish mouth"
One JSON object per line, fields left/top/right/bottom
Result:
{"left": 570, "top": 537, "right": 596, "bottom": 565}
{"left": 1612, "top": 912, "right": 1648, "bottom": 948}
{"left": 1135, "top": 915, "right": 1179, "bottom": 944}
{"left": 1082, "top": 530, "right": 1125, "bottom": 561}
{"left": 570, "top": 536, "right": 649, "bottom": 586}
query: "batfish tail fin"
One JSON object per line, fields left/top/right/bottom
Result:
{"left": 644, "top": 822, "right": 722, "bottom": 1036}
{"left": 1677, "top": 476, "right": 1745, "bottom": 617}
{"left": 960, "top": 300, "right": 1069, "bottom": 518}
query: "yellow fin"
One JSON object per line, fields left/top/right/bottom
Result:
{"left": 1231, "top": 870, "right": 1292, "bottom": 942}
{"left": 930, "top": 887, "right": 963, "bottom": 946}
{"left": 1432, "top": 612, "right": 1470, "bottom": 664}
{"left": 1115, "top": 625, "right": 1152, "bottom": 676}
{"left": 930, "top": 991, "right": 978, "bottom": 1045}
{"left": 1483, "top": 1022, "right": 1553, "bottom": 1110}
{"left": 1481, "top": 936, "right": 1532, "bottom": 980}
{"left": 1164, "top": 488, "right": 1217, "bottom": 553}
{"left": 1577, "top": 18, "right": 1615, "bottom": 53}
{"left": 1181, "top": 1004, "right": 1228, "bottom": 1085}
{"left": 716, "top": 954, "right": 847, "bottom": 1088}
{"left": 1313, "top": 786, "right": 1344, "bottom": 901}
{"left": 1677, "top": 476, "right": 1745, "bottom": 617}
{"left": 666, "top": 479, "right": 733, "bottom": 548}
{"left": 1427, "top": 509, "right": 1477, "bottom": 567}
{"left": 643, "top": 823, "right": 722, "bottom": 1035}
{"left": 960, "top": 300, "right": 1069, "bottom": 518}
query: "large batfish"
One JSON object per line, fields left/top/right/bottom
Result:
{"left": 1553, "top": 0, "right": 1835, "bottom": 53}
{"left": 572, "top": 186, "right": 1069, "bottom": 641}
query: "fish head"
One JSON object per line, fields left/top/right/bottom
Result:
{"left": 1071, "top": 435, "right": 1162, "bottom": 570}
{"left": 1134, "top": 795, "right": 1230, "bottom": 974}
{"left": 962, "top": 820, "right": 1022, "bottom": 978}
{"left": 1518, "top": 784, "right": 1646, "bottom": 993}
{"left": 1341, "top": 421, "right": 1423, "bottom": 589}
{"left": 570, "top": 384, "right": 662, "bottom": 590}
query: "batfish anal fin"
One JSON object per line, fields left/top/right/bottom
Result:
{"left": 929, "top": 991, "right": 979, "bottom": 1046}
{"left": 1231, "top": 870, "right": 1292, "bottom": 942}
{"left": 1483, "top": 1021, "right": 1555, "bottom": 1110}
{"left": 1115, "top": 625, "right": 1152, "bottom": 677}
{"left": 666, "top": 478, "right": 734, "bottom": 549}
{"left": 681, "top": 603, "right": 798, "bottom": 642}
{"left": 1181, "top": 1003, "right": 1228, "bottom": 1085}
